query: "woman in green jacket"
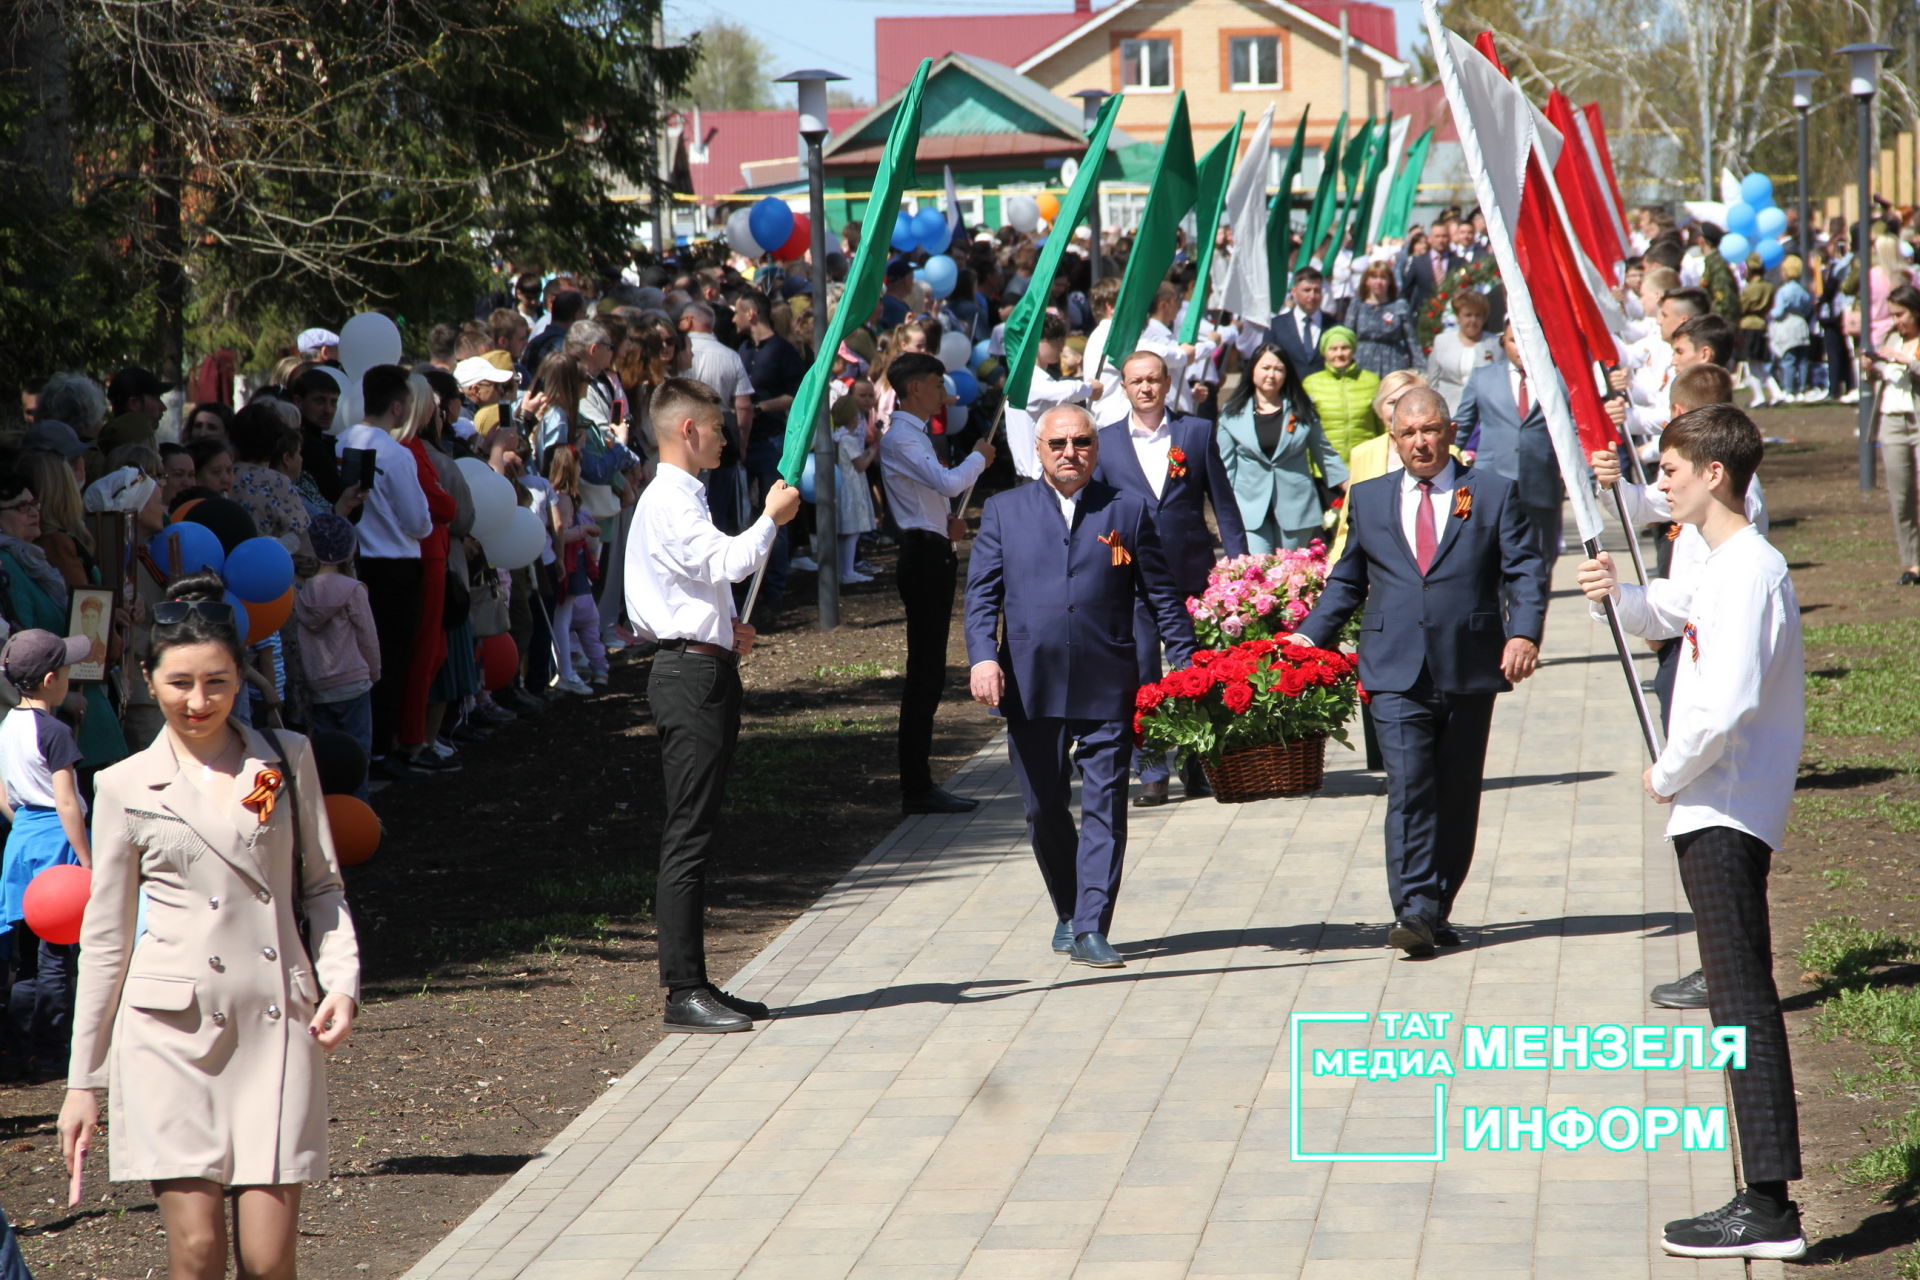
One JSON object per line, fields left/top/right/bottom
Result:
{"left": 1301, "top": 326, "right": 1382, "bottom": 464}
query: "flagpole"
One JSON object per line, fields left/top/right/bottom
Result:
{"left": 952, "top": 398, "right": 1010, "bottom": 544}
{"left": 1425, "top": 5, "right": 1661, "bottom": 761}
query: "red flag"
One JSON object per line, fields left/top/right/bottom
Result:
{"left": 1582, "top": 103, "right": 1630, "bottom": 229}
{"left": 1545, "top": 89, "right": 1623, "bottom": 285}
{"left": 1469, "top": 32, "right": 1616, "bottom": 463}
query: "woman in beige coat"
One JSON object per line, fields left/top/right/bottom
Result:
{"left": 61, "top": 569, "right": 360, "bottom": 1280}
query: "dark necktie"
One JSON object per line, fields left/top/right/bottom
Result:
{"left": 1415, "top": 480, "right": 1437, "bottom": 574}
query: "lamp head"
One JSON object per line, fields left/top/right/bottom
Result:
{"left": 776, "top": 68, "right": 848, "bottom": 139}
{"left": 1781, "top": 69, "right": 1820, "bottom": 110}
{"left": 1837, "top": 43, "right": 1892, "bottom": 98}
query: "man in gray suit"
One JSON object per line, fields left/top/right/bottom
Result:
{"left": 1454, "top": 327, "right": 1567, "bottom": 608}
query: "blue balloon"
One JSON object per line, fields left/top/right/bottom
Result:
{"left": 921, "top": 253, "right": 958, "bottom": 299}
{"left": 913, "top": 208, "right": 950, "bottom": 254}
{"left": 1758, "top": 237, "right": 1786, "bottom": 270}
{"left": 147, "top": 520, "right": 225, "bottom": 577}
{"left": 224, "top": 536, "right": 294, "bottom": 604}
{"left": 747, "top": 198, "right": 794, "bottom": 256}
{"left": 1754, "top": 205, "right": 1788, "bottom": 239}
{"left": 971, "top": 338, "right": 992, "bottom": 370}
{"left": 799, "top": 453, "right": 817, "bottom": 504}
{"left": 1725, "top": 202, "right": 1757, "bottom": 237}
{"left": 948, "top": 368, "right": 980, "bottom": 406}
{"left": 891, "top": 210, "right": 917, "bottom": 252}
{"left": 1740, "top": 172, "right": 1774, "bottom": 208}
{"left": 912, "top": 266, "right": 928, "bottom": 284}
{"left": 1719, "top": 231, "right": 1751, "bottom": 263}
{"left": 222, "top": 592, "right": 251, "bottom": 647}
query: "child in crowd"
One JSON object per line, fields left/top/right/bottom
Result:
{"left": 0, "top": 630, "right": 93, "bottom": 1079}
{"left": 544, "top": 446, "right": 605, "bottom": 694}
{"left": 830, "top": 391, "right": 879, "bottom": 584}
{"left": 294, "top": 512, "right": 380, "bottom": 795}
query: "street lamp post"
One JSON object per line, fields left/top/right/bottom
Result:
{"left": 1781, "top": 70, "right": 1819, "bottom": 266}
{"left": 1839, "top": 43, "right": 1891, "bottom": 490}
{"left": 777, "top": 67, "right": 847, "bottom": 628}
{"left": 1073, "top": 89, "right": 1111, "bottom": 283}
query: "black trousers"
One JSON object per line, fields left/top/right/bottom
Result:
{"left": 649, "top": 649, "right": 744, "bottom": 993}
{"left": 1369, "top": 672, "right": 1496, "bottom": 925}
{"left": 896, "top": 530, "right": 956, "bottom": 796}
{"left": 1673, "top": 825, "right": 1802, "bottom": 1183}
{"left": 358, "top": 557, "right": 422, "bottom": 756}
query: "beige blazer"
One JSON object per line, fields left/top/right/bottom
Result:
{"left": 68, "top": 725, "right": 360, "bottom": 1185}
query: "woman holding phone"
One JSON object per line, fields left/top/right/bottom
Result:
{"left": 60, "top": 570, "right": 360, "bottom": 1280}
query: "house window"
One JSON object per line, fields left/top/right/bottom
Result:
{"left": 1230, "top": 35, "right": 1281, "bottom": 89}
{"left": 1102, "top": 189, "right": 1149, "bottom": 233}
{"left": 1119, "top": 38, "right": 1173, "bottom": 91}
{"left": 1267, "top": 146, "right": 1324, "bottom": 192}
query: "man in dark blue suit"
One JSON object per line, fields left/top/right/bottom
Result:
{"left": 1095, "top": 350, "right": 1248, "bottom": 805}
{"left": 967, "top": 403, "right": 1196, "bottom": 969}
{"left": 1290, "top": 387, "right": 1545, "bottom": 957}
{"left": 1265, "top": 268, "right": 1338, "bottom": 377}
{"left": 1455, "top": 327, "right": 1568, "bottom": 608}
{"left": 1401, "top": 225, "right": 1458, "bottom": 322}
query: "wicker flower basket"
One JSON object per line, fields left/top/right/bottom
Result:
{"left": 1200, "top": 736, "right": 1328, "bottom": 803}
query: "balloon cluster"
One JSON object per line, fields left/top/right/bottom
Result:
{"left": 145, "top": 519, "right": 297, "bottom": 646}
{"left": 1722, "top": 172, "right": 1788, "bottom": 272}
{"left": 724, "top": 198, "right": 811, "bottom": 261}
{"left": 311, "top": 735, "right": 382, "bottom": 866}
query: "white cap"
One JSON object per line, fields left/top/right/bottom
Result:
{"left": 454, "top": 356, "right": 515, "bottom": 386}
{"left": 297, "top": 327, "right": 341, "bottom": 354}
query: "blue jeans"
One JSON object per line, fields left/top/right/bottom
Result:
{"left": 309, "top": 692, "right": 374, "bottom": 801}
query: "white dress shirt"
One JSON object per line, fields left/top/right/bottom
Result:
{"left": 624, "top": 462, "right": 776, "bottom": 646}
{"left": 335, "top": 423, "right": 431, "bottom": 558}
{"left": 879, "top": 410, "right": 986, "bottom": 535}
{"left": 1093, "top": 316, "right": 1193, "bottom": 420}
{"left": 1398, "top": 459, "right": 1459, "bottom": 553}
{"left": 1125, "top": 411, "right": 1174, "bottom": 500}
{"left": 1608, "top": 524, "right": 1803, "bottom": 848}
{"left": 1612, "top": 477, "right": 1770, "bottom": 637}
{"left": 1046, "top": 479, "right": 1084, "bottom": 529}
{"left": 1005, "top": 367, "right": 1094, "bottom": 481}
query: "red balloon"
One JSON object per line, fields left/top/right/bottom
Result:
{"left": 324, "top": 794, "right": 382, "bottom": 867}
{"left": 476, "top": 633, "right": 518, "bottom": 692}
{"left": 773, "top": 212, "right": 811, "bottom": 261}
{"left": 23, "top": 864, "right": 90, "bottom": 945}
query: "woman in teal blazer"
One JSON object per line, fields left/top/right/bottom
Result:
{"left": 1215, "top": 343, "right": 1349, "bottom": 552}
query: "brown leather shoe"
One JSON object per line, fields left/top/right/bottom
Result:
{"left": 1133, "top": 779, "right": 1170, "bottom": 807}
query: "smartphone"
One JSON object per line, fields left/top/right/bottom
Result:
{"left": 340, "top": 447, "right": 377, "bottom": 492}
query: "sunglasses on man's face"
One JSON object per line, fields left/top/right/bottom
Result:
{"left": 151, "top": 600, "right": 236, "bottom": 626}
{"left": 1041, "top": 435, "right": 1096, "bottom": 453}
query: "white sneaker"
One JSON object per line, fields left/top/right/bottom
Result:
{"left": 789, "top": 555, "right": 819, "bottom": 572}
{"left": 590, "top": 670, "right": 609, "bottom": 687}
{"left": 842, "top": 570, "right": 874, "bottom": 584}
{"left": 1840, "top": 389, "right": 1861, "bottom": 404}
{"left": 551, "top": 674, "right": 592, "bottom": 696}
{"left": 429, "top": 739, "right": 456, "bottom": 760}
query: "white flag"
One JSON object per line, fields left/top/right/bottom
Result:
{"left": 1366, "top": 116, "right": 1412, "bottom": 250}
{"left": 1218, "top": 103, "right": 1275, "bottom": 323}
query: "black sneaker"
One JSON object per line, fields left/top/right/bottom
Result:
{"left": 1661, "top": 1193, "right": 1806, "bottom": 1260}
{"left": 1651, "top": 968, "right": 1709, "bottom": 1009}
{"left": 707, "top": 986, "right": 771, "bottom": 1021}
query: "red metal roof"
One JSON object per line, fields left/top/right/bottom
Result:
{"left": 874, "top": 1, "right": 1399, "bottom": 102}
{"left": 683, "top": 107, "right": 869, "bottom": 202}
{"left": 1388, "top": 83, "right": 1456, "bottom": 143}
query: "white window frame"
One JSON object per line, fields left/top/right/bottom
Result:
{"left": 1102, "top": 189, "right": 1149, "bottom": 234}
{"left": 1229, "top": 35, "right": 1282, "bottom": 90}
{"left": 1118, "top": 37, "right": 1174, "bottom": 93}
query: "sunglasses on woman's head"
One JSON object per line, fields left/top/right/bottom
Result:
{"left": 152, "top": 600, "right": 236, "bottom": 626}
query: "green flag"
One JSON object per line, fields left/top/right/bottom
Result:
{"left": 1103, "top": 92, "right": 1197, "bottom": 375}
{"left": 1380, "top": 127, "right": 1434, "bottom": 247}
{"left": 1341, "top": 114, "right": 1374, "bottom": 192}
{"left": 1003, "top": 93, "right": 1125, "bottom": 409}
{"left": 1294, "top": 110, "right": 1345, "bottom": 272}
{"left": 782, "top": 59, "right": 931, "bottom": 483}
{"left": 1351, "top": 114, "right": 1395, "bottom": 249}
{"left": 1323, "top": 118, "right": 1385, "bottom": 267}
{"left": 1266, "top": 106, "right": 1309, "bottom": 306}
{"left": 1179, "top": 113, "right": 1244, "bottom": 344}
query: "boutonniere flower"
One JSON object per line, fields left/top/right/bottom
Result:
{"left": 242, "top": 767, "right": 283, "bottom": 825}
{"left": 1167, "top": 445, "right": 1189, "bottom": 479}
{"left": 1452, "top": 487, "right": 1473, "bottom": 520}
{"left": 1098, "top": 530, "right": 1133, "bottom": 567}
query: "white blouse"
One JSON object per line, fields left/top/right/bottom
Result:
{"left": 1425, "top": 330, "right": 1500, "bottom": 415}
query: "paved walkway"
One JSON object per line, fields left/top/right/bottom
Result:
{"left": 401, "top": 557, "right": 1783, "bottom": 1280}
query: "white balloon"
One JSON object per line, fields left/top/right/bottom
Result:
{"left": 1006, "top": 194, "right": 1041, "bottom": 234}
{"left": 939, "top": 330, "right": 973, "bottom": 373}
{"left": 456, "top": 456, "right": 516, "bottom": 541}
{"left": 315, "top": 364, "right": 360, "bottom": 436}
{"left": 338, "top": 312, "right": 403, "bottom": 378}
{"left": 725, "top": 207, "right": 764, "bottom": 259}
{"left": 480, "top": 506, "right": 547, "bottom": 571}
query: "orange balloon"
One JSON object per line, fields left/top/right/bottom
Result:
{"left": 245, "top": 586, "right": 295, "bottom": 645}
{"left": 324, "top": 794, "right": 382, "bottom": 867}
{"left": 23, "top": 865, "right": 91, "bottom": 945}
{"left": 1035, "top": 191, "right": 1061, "bottom": 224}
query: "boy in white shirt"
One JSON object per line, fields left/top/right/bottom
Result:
{"left": 1576, "top": 404, "right": 1806, "bottom": 1261}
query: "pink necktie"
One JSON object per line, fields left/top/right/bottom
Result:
{"left": 1516, "top": 377, "right": 1530, "bottom": 421}
{"left": 1415, "top": 480, "right": 1437, "bottom": 574}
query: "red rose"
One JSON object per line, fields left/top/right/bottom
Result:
{"left": 1192, "top": 648, "right": 1219, "bottom": 667}
{"left": 1133, "top": 711, "right": 1147, "bottom": 744}
{"left": 1356, "top": 678, "right": 1371, "bottom": 706}
{"left": 1222, "top": 682, "right": 1254, "bottom": 714}
{"left": 1136, "top": 684, "right": 1166, "bottom": 711}
{"left": 1276, "top": 668, "right": 1309, "bottom": 697}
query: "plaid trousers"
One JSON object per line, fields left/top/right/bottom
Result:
{"left": 1674, "top": 825, "right": 1802, "bottom": 1183}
